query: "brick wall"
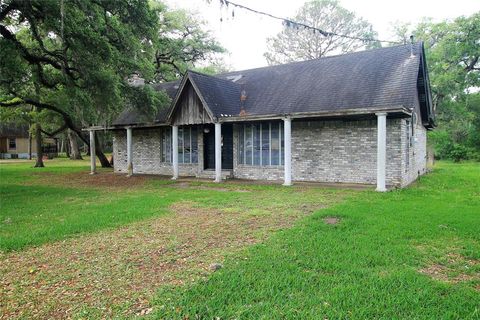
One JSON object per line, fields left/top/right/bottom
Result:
{"left": 112, "top": 131, "right": 127, "bottom": 172}
{"left": 401, "top": 120, "right": 427, "bottom": 186}
{"left": 112, "top": 128, "right": 203, "bottom": 177}
{"left": 112, "top": 117, "right": 427, "bottom": 187}
{"left": 232, "top": 119, "right": 403, "bottom": 186}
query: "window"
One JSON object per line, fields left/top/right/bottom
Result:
{"left": 161, "top": 126, "right": 198, "bottom": 164}
{"left": 238, "top": 122, "right": 284, "bottom": 166}
{"left": 161, "top": 128, "right": 172, "bottom": 162}
{"left": 8, "top": 138, "right": 16, "bottom": 150}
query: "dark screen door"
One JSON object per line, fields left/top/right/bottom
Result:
{"left": 203, "top": 124, "right": 233, "bottom": 170}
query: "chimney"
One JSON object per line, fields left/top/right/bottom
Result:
{"left": 128, "top": 73, "right": 145, "bottom": 87}
{"left": 410, "top": 35, "right": 415, "bottom": 57}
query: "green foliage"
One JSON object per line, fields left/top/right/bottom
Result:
{"left": 450, "top": 144, "right": 470, "bottom": 162}
{"left": 123, "top": 84, "right": 171, "bottom": 120}
{"left": 1, "top": 0, "right": 226, "bottom": 137}
{"left": 264, "top": 0, "right": 379, "bottom": 65}
{"left": 408, "top": 13, "right": 480, "bottom": 160}
{"left": 153, "top": 4, "right": 226, "bottom": 81}
{"left": 0, "top": 0, "right": 163, "bottom": 133}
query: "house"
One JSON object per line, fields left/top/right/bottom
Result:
{"left": 87, "top": 42, "right": 435, "bottom": 191}
{"left": 0, "top": 123, "right": 58, "bottom": 159}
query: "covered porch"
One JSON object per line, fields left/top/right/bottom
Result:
{"left": 90, "top": 111, "right": 394, "bottom": 191}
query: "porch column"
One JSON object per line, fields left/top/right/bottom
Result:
{"left": 172, "top": 125, "right": 179, "bottom": 179}
{"left": 214, "top": 122, "right": 222, "bottom": 183}
{"left": 126, "top": 127, "right": 133, "bottom": 176}
{"left": 376, "top": 112, "right": 387, "bottom": 192}
{"left": 283, "top": 117, "right": 292, "bottom": 186}
{"left": 89, "top": 130, "right": 96, "bottom": 175}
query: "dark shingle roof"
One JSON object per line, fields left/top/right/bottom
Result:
{"left": 0, "top": 123, "right": 29, "bottom": 138}
{"left": 217, "top": 43, "right": 421, "bottom": 116}
{"left": 187, "top": 71, "right": 241, "bottom": 117}
{"left": 113, "top": 42, "right": 432, "bottom": 126}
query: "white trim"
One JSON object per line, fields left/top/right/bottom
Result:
{"left": 214, "top": 123, "right": 222, "bottom": 182}
{"left": 89, "top": 130, "right": 96, "bottom": 175}
{"left": 283, "top": 118, "right": 292, "bottom": 186}
{"left": 126, "top": 127, "right": 133, "bottom": 176}
{"left": 376, "top": 113, "right": 387, "bottom": 191}
{"left": 172, "top": 125, "right": 179, "bottom": 179}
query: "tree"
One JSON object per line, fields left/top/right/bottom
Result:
{"left": 153, "top": 5, "right": 225, "bottom": 82}
{"left": 264, "top": 0, "right": 379, "bottom": 65}
{"left": 0, "top": 0, "right": 163, "bottom": 167}
{"left": 404, "top": 13, "right": 480, "bottom": 159}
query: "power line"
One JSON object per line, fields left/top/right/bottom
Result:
{"left": 218, "top": 0, "right": 402, "bottom": 45}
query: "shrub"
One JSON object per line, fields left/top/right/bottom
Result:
{"left": 450, "top": 144, "right": 469, "bottom": 162}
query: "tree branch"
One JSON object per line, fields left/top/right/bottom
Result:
{"left": 465, "top": 56, "right": 479, "bottom": 72}
{"left": 0, "top": 97, "right": 88, "bottom": 145}
{"left": 40, "top": 124, "right": 68, "bottom": 137}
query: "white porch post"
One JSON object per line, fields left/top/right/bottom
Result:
{"left": 283, "top": 117, "right": 292, "bottom": 186}
{"left": 172, "top": 125, "right": 179, "bottom": 179}
{"left": 126, "top": 127, "right": 133, "bottom": 176}
{"left": 376, "top": 112, "right": 387, "bottom": 192}
{"left": 89, "top": 130, "right": 96, "bottom": 175}
{"left": 214, "top": 122, "right": 222, "bottom": 183}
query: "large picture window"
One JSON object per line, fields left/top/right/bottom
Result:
{"left": 161, "top": 126, "right": 198, "bottom": 163}
{"left": 238, "top": 122, "right": 284, "bottom": 166}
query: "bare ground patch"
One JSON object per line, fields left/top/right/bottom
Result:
{"left": 0, "top": 201, "right": 315, "bottom": 319}
{"left": 29, "top": 171, "right": 150, "bottom": 189}
{"left": 28, "top": 172, "right": 255, "bottom": 193}
{"left": 323, "top": 217, "right": 340, "bottom": 225}
{"left": 416, "top": 243, "right": 480, "bottom": 290}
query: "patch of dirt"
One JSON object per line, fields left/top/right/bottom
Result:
{"left": 0, "top": 201, "right": 309, "bottom": 319}
{"left": 30, "top": 171, "right": 149, "bottom": 189}
{"left": 417, "top": 250, "right": 480, "bottom": 289}
{"left": 323, "top": 217, "right": 340, "bottom": 225}
{"left": 418, "top": 264, "right": 451, "bottom": 282}
{"left": 30, "top": 172, "right": 254, "bottom": 193}
{"left": 173, "top": 181, "right": 191, "bottom": 188}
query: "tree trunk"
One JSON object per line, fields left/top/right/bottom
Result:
{"left": 34, "top": 122, "right": 44, "bottom": 168}
{"left": 94, "top": 133, "right": 111, "bottom": 168}
{"left": 67, "top": 129, "right": 83, "bottom": 160}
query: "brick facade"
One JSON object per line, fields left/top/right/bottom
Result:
{"left": 113, "top": 127, "right": 204, "bottom": 177}
{"left": 289, "top": 119, "right": 403, "bottom": 186}
{"left": 112, "top": 117, "right": 427, "bottom": 188}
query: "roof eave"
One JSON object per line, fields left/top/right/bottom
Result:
{"left": 219, "top": 106, "right": 412, "bottom": 122}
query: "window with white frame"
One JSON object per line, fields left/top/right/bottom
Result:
{"left": 238, "top": 122, "right": 284, "bottom": 166}
{"left": 161, "top": 126, "right": 198, "bottom": 163}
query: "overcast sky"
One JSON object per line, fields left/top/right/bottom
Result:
{"left": 165, "top": 0, "right": 480, "bottom": 70}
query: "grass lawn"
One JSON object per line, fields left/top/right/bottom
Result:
{"left": 0, "top": 158, "right": 344, "bottom": 318}
{"left": 151, "top": 161, "right": 480, "bottom": 319}
{"left": 0, "top": 159, "right": 478, "bottom": 318}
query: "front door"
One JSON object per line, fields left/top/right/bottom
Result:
{"left": 203, "top": 124, "right": 233, "bottom": 170}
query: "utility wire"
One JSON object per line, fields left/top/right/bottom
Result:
{"left": 219, "top": 0, "right": 402, "bottom": 45}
